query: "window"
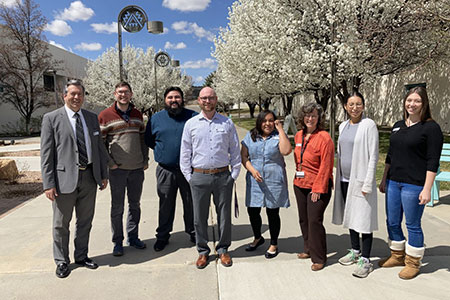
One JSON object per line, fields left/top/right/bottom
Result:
{"left": 43, "top": 74, "right": 55, "bottom": 91}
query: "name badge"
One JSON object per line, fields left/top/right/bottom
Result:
{"left": 392, "top": 127, "right": 400, "bottom": 132}
{"left": 295, "top": 143, "right": 302, "bottom": 147}
{"left": 93, "top": 131, "right": 100, "bottom": 136}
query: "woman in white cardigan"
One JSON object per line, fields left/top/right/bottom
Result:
{"left": 332, "top": 91, "right": 379, "bottom": 278}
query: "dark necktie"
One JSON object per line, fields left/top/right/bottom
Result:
{"left": 74, "top": 112, "right": 88, "bottom": 168}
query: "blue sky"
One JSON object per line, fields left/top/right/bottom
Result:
{"left": 3, "top": 0, "right": 236, "bottom": 85}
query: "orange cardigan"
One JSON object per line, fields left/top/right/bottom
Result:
{"left": 293, "top": 129, "right": 334, "bottom": 194}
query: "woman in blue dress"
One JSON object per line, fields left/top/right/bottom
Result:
{"left": 241, "top": 110, "right": 292, "bottom": 258}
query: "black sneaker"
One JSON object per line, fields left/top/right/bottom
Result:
{"left": 113, "top": 243, "right": 124, "bottom": 256}
{"left": 153, "top": 239, "right": 168, "bottom": 252}
{"left": 128, "top": 238, "right": 146, "bottom": 249}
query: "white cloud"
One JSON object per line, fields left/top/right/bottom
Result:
{"left": 45, "top": 20, "right": 72, "bottom": 36}
{"left": 162, "top": 0, "right": 210, "bottom": 12}
{"left": 57, "top": 1, "right": 94, "bottom": 22}
{"left": 172, "top": 21, "right": 215, "bottom": 41}
{"left": 91, "top": 22, "right": 118, "bottom": 34}
{"left": 194, "top": 76, "right": 204, "bottom": 84}
{"left": 0, "top": 0, "right": 19, "bottom": 7}
{"left": 164, "top": 41, "right": 187, "bottom": 50}
{"left": 49, "top": 40, "right": 67, "bottom": 50}
{"left": 75, "top": 42, "right": 101, "bottom": 51}
{"left": 162, "top": 27, "right": 170, "bottom": 34}
{"left": 182, "top": 58, "right": 216, "bottom": 69}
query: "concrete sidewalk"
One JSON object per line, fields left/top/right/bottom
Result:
{"left": 1, "top": 125, "right": 450, "bottom": 300}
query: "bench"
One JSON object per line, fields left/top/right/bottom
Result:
{"left": 429, "top": 143, "right": 450, "bottom": 207}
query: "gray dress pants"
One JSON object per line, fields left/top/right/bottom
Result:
{"left": 52, "top": 168, "right": 97, "bottom": 264}
{"left": 155, "top": 164, "right": 194, "bottom": 241}
{"left": 109, "top": 168, "right": 144, "bottom": 244}
{"left": 189, "top": 170, "right": 234, "bottom": 255}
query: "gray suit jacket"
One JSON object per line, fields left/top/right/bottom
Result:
{"left": 41, "top": 107, "right": 108, "bottom": 194}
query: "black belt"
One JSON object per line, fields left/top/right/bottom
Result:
{"left": 79, "top": 163, "right": 92, "bottom": 171}
{"left": 159, "top": 163, "right": 180, "bottom": 171}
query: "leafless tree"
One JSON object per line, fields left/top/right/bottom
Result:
{"left": 0, "top": 0, "right": 55, "bottom": 134}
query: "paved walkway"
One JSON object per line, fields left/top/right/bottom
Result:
{"left": 1, "top": 126, "right": 450, "bottom": 300}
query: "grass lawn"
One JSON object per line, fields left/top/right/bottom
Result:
{"left": 232, "top": 116, "right": 450, "bottom": 190}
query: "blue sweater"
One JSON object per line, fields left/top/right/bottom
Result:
{"left": 145, "top": 108, "right": 197, "bottom": 167}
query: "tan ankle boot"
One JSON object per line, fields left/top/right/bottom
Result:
{"left": 398, "top": 244, "right": 424, "bottom": 280}
{"left": 379, "top": 249, "right": 405, "bottom": 267}
{"left": 379, "top": 240, "right": 405, "bottom": 267}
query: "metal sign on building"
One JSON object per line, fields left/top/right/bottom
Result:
{"left": 119, "top": 6, "right": 147, "bottom": 33}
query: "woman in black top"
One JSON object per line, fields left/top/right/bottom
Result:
{"left": 379, "top": 86, "right": 443, "bottom": 280}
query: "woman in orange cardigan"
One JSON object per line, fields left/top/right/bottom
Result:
{"left": 294, "top": 102, "right": 334, "bottom": 271}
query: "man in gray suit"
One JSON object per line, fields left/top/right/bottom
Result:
{"left": 41, "top": 80, "right": 108, "bottom": 278}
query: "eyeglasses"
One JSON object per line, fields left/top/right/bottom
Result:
{"left": 116, "top": 90, "right": 131, "bottom": 95}
{"left": 199, "top": 96, "right": 216, "bottom": 102}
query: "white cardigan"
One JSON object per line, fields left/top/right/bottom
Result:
{"left": 332, "top": 117, "right": 379, "bottom": 233}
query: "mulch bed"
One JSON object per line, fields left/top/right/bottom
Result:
{"left": 0, "top": 171, "right": 43, "bottom": 217}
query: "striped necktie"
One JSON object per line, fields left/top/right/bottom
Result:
{"left": 74, "top": 112, "right": 88, "bottom": 168}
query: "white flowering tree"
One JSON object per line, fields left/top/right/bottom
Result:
{"left": 84, "top": 45, "right": 192, "bottom": 113}
{"left": 213, "top": 0, "right": 450, "bottom": 115}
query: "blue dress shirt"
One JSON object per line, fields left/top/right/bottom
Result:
{"left": 180, "top": 112, "right": 241, "bottom": 182}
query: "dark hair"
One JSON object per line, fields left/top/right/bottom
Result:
{"left": 250, "top": 110, "right": 276, "bottom": 142}
{"left": 64, "top": 79, "right": 85, "bottom": 95}
{"left": 115, "top": 81, "right": 132, "bottom": 93}
{"left": 344, "top": 91, "right": 365, "bottom": 106}
{"left": 403, "top": 86, "right": 432, "bottom": 122}
{"left": 164, "top": 86, "right": 184, "bottom": 100}
{"left": 297, "top": 102, "right": 325, "bottom": 131}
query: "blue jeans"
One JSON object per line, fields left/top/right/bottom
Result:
{"left": 386, "top": 180, "right": 425, "bottom": 247}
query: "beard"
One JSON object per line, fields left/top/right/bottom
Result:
{"left": 165, "top": 101, "right": 184, "bottom": 116}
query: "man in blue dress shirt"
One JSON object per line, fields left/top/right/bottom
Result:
{"left": 180, "top": 87, "right": 241, "bottom": 269}
{"left": 145, "top": 86, "right": 197, "bottom": 251}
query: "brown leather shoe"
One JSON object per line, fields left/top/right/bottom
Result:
{"left": 311, "top": 263, "right": 324, "bottom": 271}
{"left": 196, "top": 255, "right": 208, "bottom": 269}
{"left": 219, "top": 253, "right": 232, "bottom": 267}
{"left": 297, "top": 252, "right": 311, "bottom": 259}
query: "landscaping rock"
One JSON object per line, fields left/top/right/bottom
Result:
{"left": 0, "top": 159, "right": 19, "bottom": 181}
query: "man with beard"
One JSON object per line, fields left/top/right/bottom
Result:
{"left": 145, "top": 86, "right": 197, "bottom": 251}
{"left": 98, "top": 81, "right": 149, "bottom": 256}
{"left": 180, "top": 87, "right": 241, "bottom": 269}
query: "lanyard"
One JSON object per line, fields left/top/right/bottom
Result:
{"left": 298, "top": 130, "right": 315, "bottom": 170}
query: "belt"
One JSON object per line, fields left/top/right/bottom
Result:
{"left": 192, "top": 166, "right": 228, "bottom": 174}
{"left": 79, "top": 163, "right": 92, "bottom": 171}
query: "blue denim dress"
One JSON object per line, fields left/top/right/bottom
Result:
{"left": 242, "top": 131, "right": 290, "bottom": 208}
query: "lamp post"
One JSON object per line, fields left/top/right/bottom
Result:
{"left": 154, "top": 51, "right": 173, "bottom": 111}
{"left": 118, "top": 5, "right": 163, "bottom": 81}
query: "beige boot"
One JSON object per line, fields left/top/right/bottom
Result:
{"left": 379, "top": 240, "right": 406, "bottom": 267}
{"left": 398, "top": 244, "right": 424, "bottom": 280}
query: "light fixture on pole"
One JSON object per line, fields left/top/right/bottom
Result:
{"left": 154, "top": 51, "right": 171, "bottom": 110}
{"left": 117, "top": 5, "right": 163, "bottom": 81}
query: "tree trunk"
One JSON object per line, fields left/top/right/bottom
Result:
{"left": 282, "top": 94, "right": 294, "bottom": 116}
{"left": 314, "top": 88, "right": 331, "bottom": 112}
{"left": 246, "top": 101, "right": 256, "bottom": 118}
{"left": 263, "top": 97, "right": 271, "bottom": 110}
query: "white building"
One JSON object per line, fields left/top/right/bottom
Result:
{"left": 0, "top": 41, "right": 88, "bottom": 135}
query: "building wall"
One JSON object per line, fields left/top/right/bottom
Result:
{"left": 0, "top": 41, "right": 89, "bottom": 134}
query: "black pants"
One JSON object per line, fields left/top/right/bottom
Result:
{"left": 341, "top": 181, "right": 373, "bottom": 259}
{"left": 247, "top": 207, "right": 280, "bottom": 246}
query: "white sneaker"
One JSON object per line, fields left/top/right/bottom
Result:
{"left": 352, "top": 257, "right": 374, "bottom": 278}
{"left": 338, "top": 249, "right": 360, "bottom": 266}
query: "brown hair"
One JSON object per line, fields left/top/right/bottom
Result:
{"left": 297, "top": 102, "right": 325, "bottom": 131}
{"left": 403, "top": 86, "right": 432, "bottom": 122}
{"left": 115, "top": 81, "right": 132, "bottom": 93}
